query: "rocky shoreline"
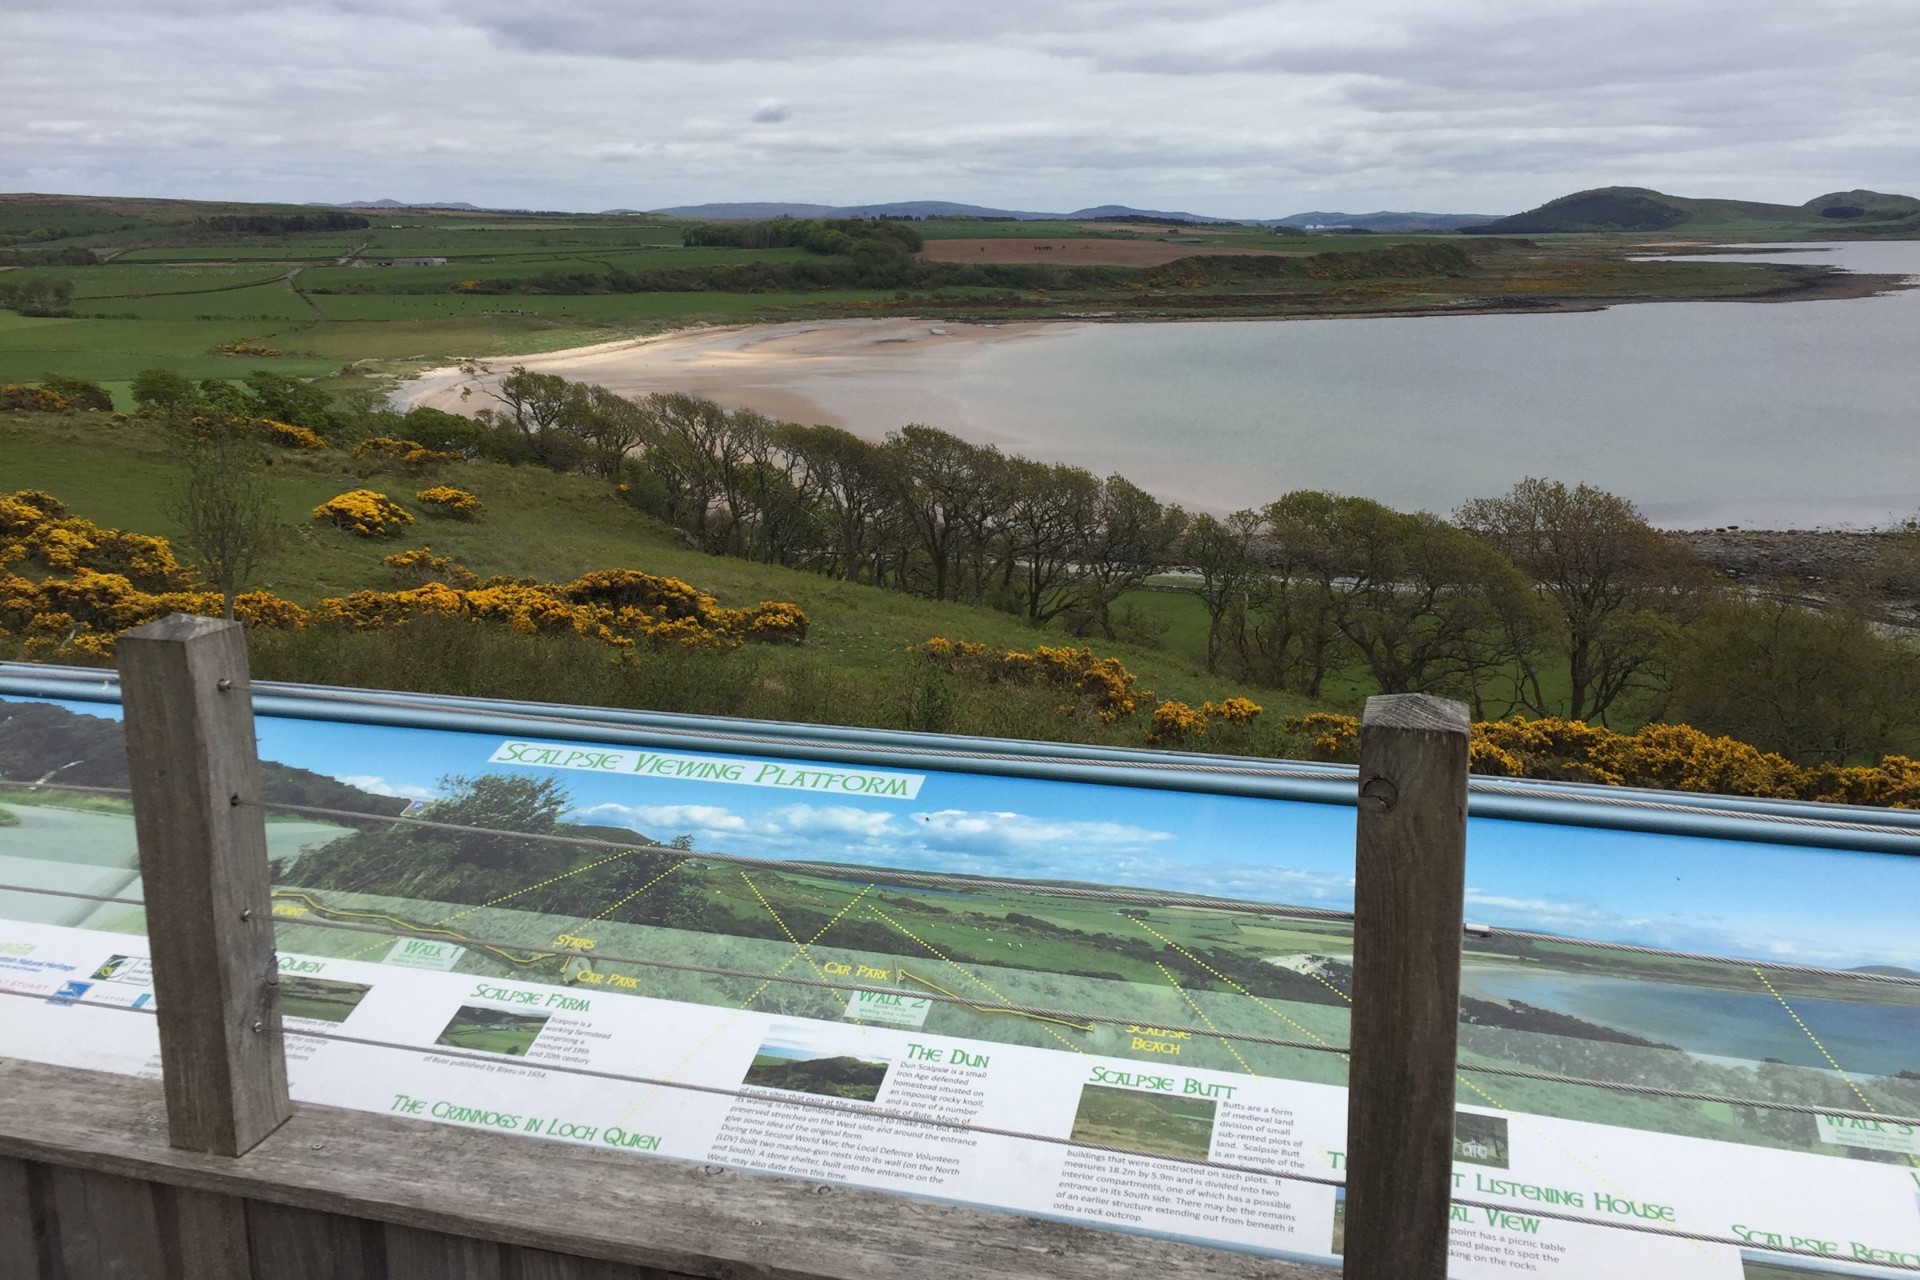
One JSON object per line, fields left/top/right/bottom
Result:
{"left": 1671, "top": 528, "right": 1899, "bottom": 589}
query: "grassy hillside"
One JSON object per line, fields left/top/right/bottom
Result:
{"left": 0, "top": 409, "right": 1319, "bottom": 744}
{"left": 1468, "top": 186, "right": 1920, "bottom": 237}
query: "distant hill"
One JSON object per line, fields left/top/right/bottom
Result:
{"left": 1265, "top": 211, "right": 1501, "bottom": 233}
{"left": 309, "top": 199, "right": 490, "bottom": 212}
{"left": 0, "top": 697, "right": 408, "bottom": 816}
{"left": 1064, "top": 204, "right": 1239, "bottom": 224}
{"left": 648, "top": 200, "right": 1494, "bottom": 228}
{"left": 1465, "top": 186, "right": 1920, "bottom": 235}
{"left": 651, "top": 200, "right": 1062, "bottom": 221}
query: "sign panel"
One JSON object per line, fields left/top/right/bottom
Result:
{"left": 2, "top": 692, "right": 1917, "bottom": 1277}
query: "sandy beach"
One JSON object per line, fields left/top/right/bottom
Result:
{"left": 396, "top": 319, "right": 1068, "bottom": 436}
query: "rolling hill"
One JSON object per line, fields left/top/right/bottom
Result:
{"left": 1465, "top": 186, "right": 1920, "bottom": 236}
{"left": 1265, "top": 211, "right": 1501, "bottom": 233}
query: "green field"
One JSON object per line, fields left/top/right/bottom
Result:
{"left": 280, "top": 975, "right": 373, "bottom": 1023}
{"left": 434, "top": 1004, "right": 548, "bottom": 1056}
{"left": 2, "top": 192, "right": 1897, "bottom": 393}
{"left": 1071, "top": 1084, "right": 1216, "bottom": 1161}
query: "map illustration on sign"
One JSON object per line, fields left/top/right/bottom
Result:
{"left": 2, "top": 689, "right": 1918, "bottom": 1276}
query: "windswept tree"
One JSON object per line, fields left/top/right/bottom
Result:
{"left": 463, "top": 364, "right": 575, "bottom": 466}
{"left": 1663, "top": 589, "right": 1920, "bottom": 764}
{"left": 1457, "top": 478, "right": 1699, "bottom": 722}
{"left": 633, "top": 391, "right": 736, "bottom": 547}
{"left": 775, "top": 424, "right": 890, "bottom": 581}
{"left": 1074, "top": 475, "right": 1186, "bottom": 640}
{"left": 1001, "top": 459, "right": 1099, "bottom": 625}
{"left": 886, "top": 425, "right": 1004, "bottom": 601}
{"left": 164, "top": 412, "right": 279, "bottom": 620}
{"left": 561, "top": 382, "right": 650, "bottom": 480}
{"left": 1277, "top": 492, "right": 1544, "bottom": 706}
{"left": 1179, "top": 509, "right": 1263, "bottom": 672}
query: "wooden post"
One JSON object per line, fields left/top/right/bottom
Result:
{"left": 1343, "top": 693, "right": 1470, "bottom": 1280}
{"left": 118, "top": 613, "right": 291, "bottom": 1156}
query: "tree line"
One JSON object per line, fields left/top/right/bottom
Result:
{"left": 313, "top": 222, "right": 1476, "bottom": 299}
{"left": 191, "top": 212, "right": 371, "bottom": 236}
{"left": 112, "top": 360, "right": 1920, "bottom": 767}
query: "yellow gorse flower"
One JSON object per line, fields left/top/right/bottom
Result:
{"left": 313, "top": 489, "right": 414, "bottom": 537}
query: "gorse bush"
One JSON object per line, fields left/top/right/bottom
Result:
{"left": 354, "top": 437, "right": 460, "bottom": 470}
{"left": 257, "top": 419, "right": 328, "bottom": 450}
{"left": 1283, "top": 711, "right": 1920, "bottom": 808}
{"left": 920, "top": 637, "right": 1147, "bottom": 723}
{"left": 382, "top": 546, "right": 478, "bottom": 587}
{"left": 312, "top": 490, "right": 414, "bottom": 537}
{"left": 415, "top": 485, "right": 483, "bottom": 520}
{"left": 0, "top": 489, "right": 810, "bottom": 662}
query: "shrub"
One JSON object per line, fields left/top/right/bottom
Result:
{"left": 739, "top": 600, "right": 810, "bottom": 644}
{"left": 1284, "top": 711, "right": 1360, "bottom": 762}
{"left": 313, "top": 490, "right": 413, "bottom": 537}
{"left": 0, "top": 383, "right": 68, "bottom": 412}
{"left": 921, "top": 638, "right": 1147, "bottom": 722}
{"left": 383, "top": 546, "right": 478, "bottom": 587}
{"left": 415, "top": 485, "right": 483, "bottom": 520}
{"left": 354, "top": 437, "right": 460, "bottom": 470}
{"left": 38, "top": 374, "right": 113, "bottom": 412}
{"left": 1147, "top": 700, "right": 1209, "bottom": 744}
{"left": 256, "top": 418, "right": 329, "bottom": 449}
{"left": 1278, "top": 710, "right": 1920, "bottom": 807}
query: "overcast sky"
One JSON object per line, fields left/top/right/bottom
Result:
{"left": 3, "top": 0, "right": 1915, "bottom": 218}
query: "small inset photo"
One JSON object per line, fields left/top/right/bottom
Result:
{"left": 742, "top": 1024, "right": 891, "bottom": 1102}
{"left": 1070, "top": 1083, "right": 1216, "bottom": 1162}
{"left": 1453, "top": 1112, "right": 1510, "bottom": 1168}
{"left": 280, "top": 975, "right": 373, "bottom": 1025}
{"left": 433, "top": 1004, "right": 550, "bottom": 1056}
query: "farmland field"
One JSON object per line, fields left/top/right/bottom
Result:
{"left": 0, "top": 193, "right": 1892, "bottom": 397}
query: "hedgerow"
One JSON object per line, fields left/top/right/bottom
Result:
{"left": 1281, "top": 712, "right": 1920, "bottom": 808}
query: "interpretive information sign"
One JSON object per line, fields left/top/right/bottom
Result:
{"left": 2, "top": 693, "right": 1918, "bottom": 1277}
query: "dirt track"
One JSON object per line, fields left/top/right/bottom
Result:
{"left": 917, "top": 238, "right": 1304, "bottom": 267}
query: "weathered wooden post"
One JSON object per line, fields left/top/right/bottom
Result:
{"left": 1342, "top": 693, "right": 1470, "bottom": 1280}
{"left": 118, "top": 613, "right": 291, "bottom": 1156}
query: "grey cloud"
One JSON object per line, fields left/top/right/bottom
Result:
{"left": 0, "top": 0, "right": 1914, "bottom": 215}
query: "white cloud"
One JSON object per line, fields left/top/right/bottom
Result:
{"left": 908, "top": 809, "right": 1175, "bottom": 857}
{"left": 337, "top": 775, "right": 437, "bottom": 802}
{"left": 571, "top": 802, "right": 749, "bottom": 835}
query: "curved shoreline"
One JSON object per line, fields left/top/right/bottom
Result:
{"left": 395, "top": 319, "right": 1070, "bottom": 429}
{"left": 393, "top": 257, "right": 1911, "bottom": 419}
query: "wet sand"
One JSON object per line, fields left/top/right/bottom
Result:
{"left": 396, "top": 319, "right": 1066, "bottom": 433}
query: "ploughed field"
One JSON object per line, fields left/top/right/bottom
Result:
{"left": 917, "top": 238, "right": 1307, "bottom": 266}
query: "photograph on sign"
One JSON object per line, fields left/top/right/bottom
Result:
{"left": 2, "top": 692, "right": 1918, "bottom": 1276}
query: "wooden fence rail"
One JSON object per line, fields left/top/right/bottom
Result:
{"left": 0, "top": 615, "right": 1470, "bottom": 1279}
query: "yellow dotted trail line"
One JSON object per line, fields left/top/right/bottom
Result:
{"left": 583, "top": 861, "right": 689, "bottom": 925}
{"left": 740, "top": 871, "right": 864, "bottom": 1025}
{"left": 1132, "top": 912, "right": 1710, "bottom": 1255}
{"left": 313, "top": 843, "right": 675, "bottom": 963}
{"left": 1124, "top": 916, "right": 1338, "bottom": 1050}
{"left": 865, "top": 904, "right": 1086, "bottom": 1055}
{"left": 1752, "top": 967, "right": 1918, "bottom": 1169}
{"left": 1152, "top": 961, "right": 1256, "bottom": 1077}
{"left": 615, "top": 883, "right": 876, "bottom": 1125}
{"left": 893, "top": 967, "right": 1093, "bottom": 1032}
{"left": 271, "top": 890, "right": 547, "bottom": 965}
